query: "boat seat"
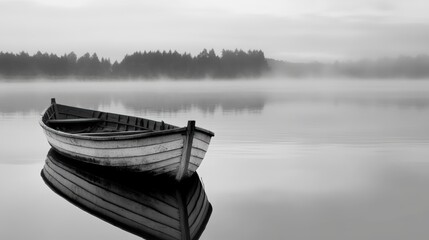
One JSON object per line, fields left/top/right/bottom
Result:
{"left": 47, "top": 118, "right": 102, "bottom": 124}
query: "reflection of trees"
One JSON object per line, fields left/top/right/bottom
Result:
{"left": 0, "top": 91, "right": 266, "bottom": 114}
{"left": 0, "top": 49, "right": 268, "bottom": 79}
{"left": 3, "top": 87, "right": 429, "bottom": 115}
{"left": 121, "top": 92, "right": 266, "bottom": 114}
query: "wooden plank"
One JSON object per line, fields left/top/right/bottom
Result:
{"left": 46, "top": 130, "right": 184, "bottom": 149}
{"left": 184, "top": 179, "right": 200, "bottom": 205}
{"left": 148, "top": 121, "right": 155, "bottom": 130}
{"left": 186, "top": 181, "right": 202, "bottom": 212}
{"left": 195, "top": 127, "right": 214, "bottom": 137}
{"left": 187, "top": 164, "right": 198, "bottom": 173}
{"left": 116, "top": 115, "right": 121, "bottom": 130}
{"left": 53, "top": 105, "right": 181, "bottom": 131}
{"left": 43, "top": 167, "right": 182, "bottom": 238}
{"left": 47, "top": 111, "right": 56, "bottom": 120}
{"left": 74, "top": 115, "right": 148, "bottom": 131}
{"left": 78, "top": 130, "right": 152, "bottom": 136}
{"left": 45, "top": 160, "right": 182, "bottom": 223}
{"left": 190, "top": 198, "right": 210, "bottom": 238}
{"left": 190, "top": 148, "right": 206, "bottom": 159}
{"left": 131, "top": 156, "right": 181, "bottom": 171}
{"left": 140, "top": 119, "right": 144, "bottom": 129}
{"left": 46, "top": 154, "right": 180, "bottom": 209}
{"left": 192, "top": 139, "right": 209, "bottom": 152}
{"left": 47, "top": 118, "right": 102, "bottom": 124}
{"left": 151, "top": 163, "right": 180, "bottom": 176}
{"left": 47, "top": 136, "right": 184, "bottom": 158}
{"left": 193, "top": 132, "right": 212, "bottom": 144}
{"left": 107, "top": 120, "right": 148, "bottom": 130}
{"left": 176, "top": 121, "right": 195, "bottom": 181}
{"left": 57, "top": 105, "right": 94, "bottom": 118}
{"left": 189, "top": 156, "right": 203, "bottom": 167}
{"left": 51, "top": 98, "right": 59, "bottom": 119}
{"left": 50, "top": 144, "right": 184, "bottom": 168}
{"left": 188, "top": 192, "right": 207, "bottom": 228}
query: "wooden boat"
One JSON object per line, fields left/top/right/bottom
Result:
{"left": 39, "top": 98, "right": 214, "bottom": 181}
{"left": 41, "top": 149, "right": 212, "bottom": 240}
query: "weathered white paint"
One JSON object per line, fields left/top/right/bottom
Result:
{"left": 191, "top": 148, "right": 206, "bottom": 159}
{"left": 40, "top": 105, "right": 213, "bottom": 180}
{"left": 194, "top": 131, "right": 212, "bottom": 144}
{"left": 187, "top": 164, "right": 198, "bottom": 172}
{"left": 46, "top": 134, "right": 184, "bottom": 158}
{"left": 192, "top": 138, "right": 209, "bottom": 152}
{"left": 47, "top": 130, "right": 184, "bottom": 149}
{"left": 189, "top": 156, "right": 203, "bottom": 167}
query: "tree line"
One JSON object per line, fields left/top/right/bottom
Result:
{"left": 0, "top": 49, "right": 268, "bottom": 79}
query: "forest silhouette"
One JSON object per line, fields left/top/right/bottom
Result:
{"left": 0, "top": 49, "right": 268, "bottom": 79}
{"left": 2, "top": 49, "right": 429, "bottom": 79}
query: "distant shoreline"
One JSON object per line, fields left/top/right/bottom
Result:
{"left": 1, "top": 50, "right": 429, "bottom": 80}
{"left": 0, "top": 49, "right": 268, "bottom": 79}
{"left": 267, "top": 56, "right": 429, "bottom": 79}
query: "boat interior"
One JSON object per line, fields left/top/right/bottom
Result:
{"left": 42, "top": 100, "right": 178, "bottom": 136}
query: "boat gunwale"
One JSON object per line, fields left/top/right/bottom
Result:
{"left": 39, "top": 105, "right": 214, "bottom": 141}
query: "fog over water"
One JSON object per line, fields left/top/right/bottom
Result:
{"left": 2, "top": 0, "right": 429, "bottom": 239}
{"left": 1, "top": 79, "right": 429, "bottom": 239}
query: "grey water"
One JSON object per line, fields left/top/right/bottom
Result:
{"left": 1, "top": 79, "right": 429, "bottom": 240}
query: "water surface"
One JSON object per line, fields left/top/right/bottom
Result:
{"left": 1, "top": 79, "right": 429, "bottom": 239}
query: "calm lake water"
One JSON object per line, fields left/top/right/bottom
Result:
{"left": 1, "top": 79, "right": 429, "bottom": 240}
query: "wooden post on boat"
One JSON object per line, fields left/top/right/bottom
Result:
{"left": 51, "top": 98, "right": 59, "bottom": 119}
{"left": 176, "top": 121, "right": 195, "bottom": 181}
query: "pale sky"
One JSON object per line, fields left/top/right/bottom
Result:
{"left": 1, "top": 0, "right": 429, "bottom": 62}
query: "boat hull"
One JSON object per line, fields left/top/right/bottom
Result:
{"left": 43, "top": 129, "right": 210, "bottom": 178}
{"left": 39, "top": 100, "right": 213, "bottom": 181}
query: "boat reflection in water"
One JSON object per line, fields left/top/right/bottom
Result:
{"left": 41, "top": 149, "right": 212, "bottom": 240}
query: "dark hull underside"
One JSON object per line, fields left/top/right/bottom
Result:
{"left": 41, "top": 149, "right": 212, "bottom": 240}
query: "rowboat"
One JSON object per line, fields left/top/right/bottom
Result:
{"left": 39, "top": 98, "right": 214, "bottom": 181}
{"left": 41, "top": 149, "right": 212, "bottom": 240}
